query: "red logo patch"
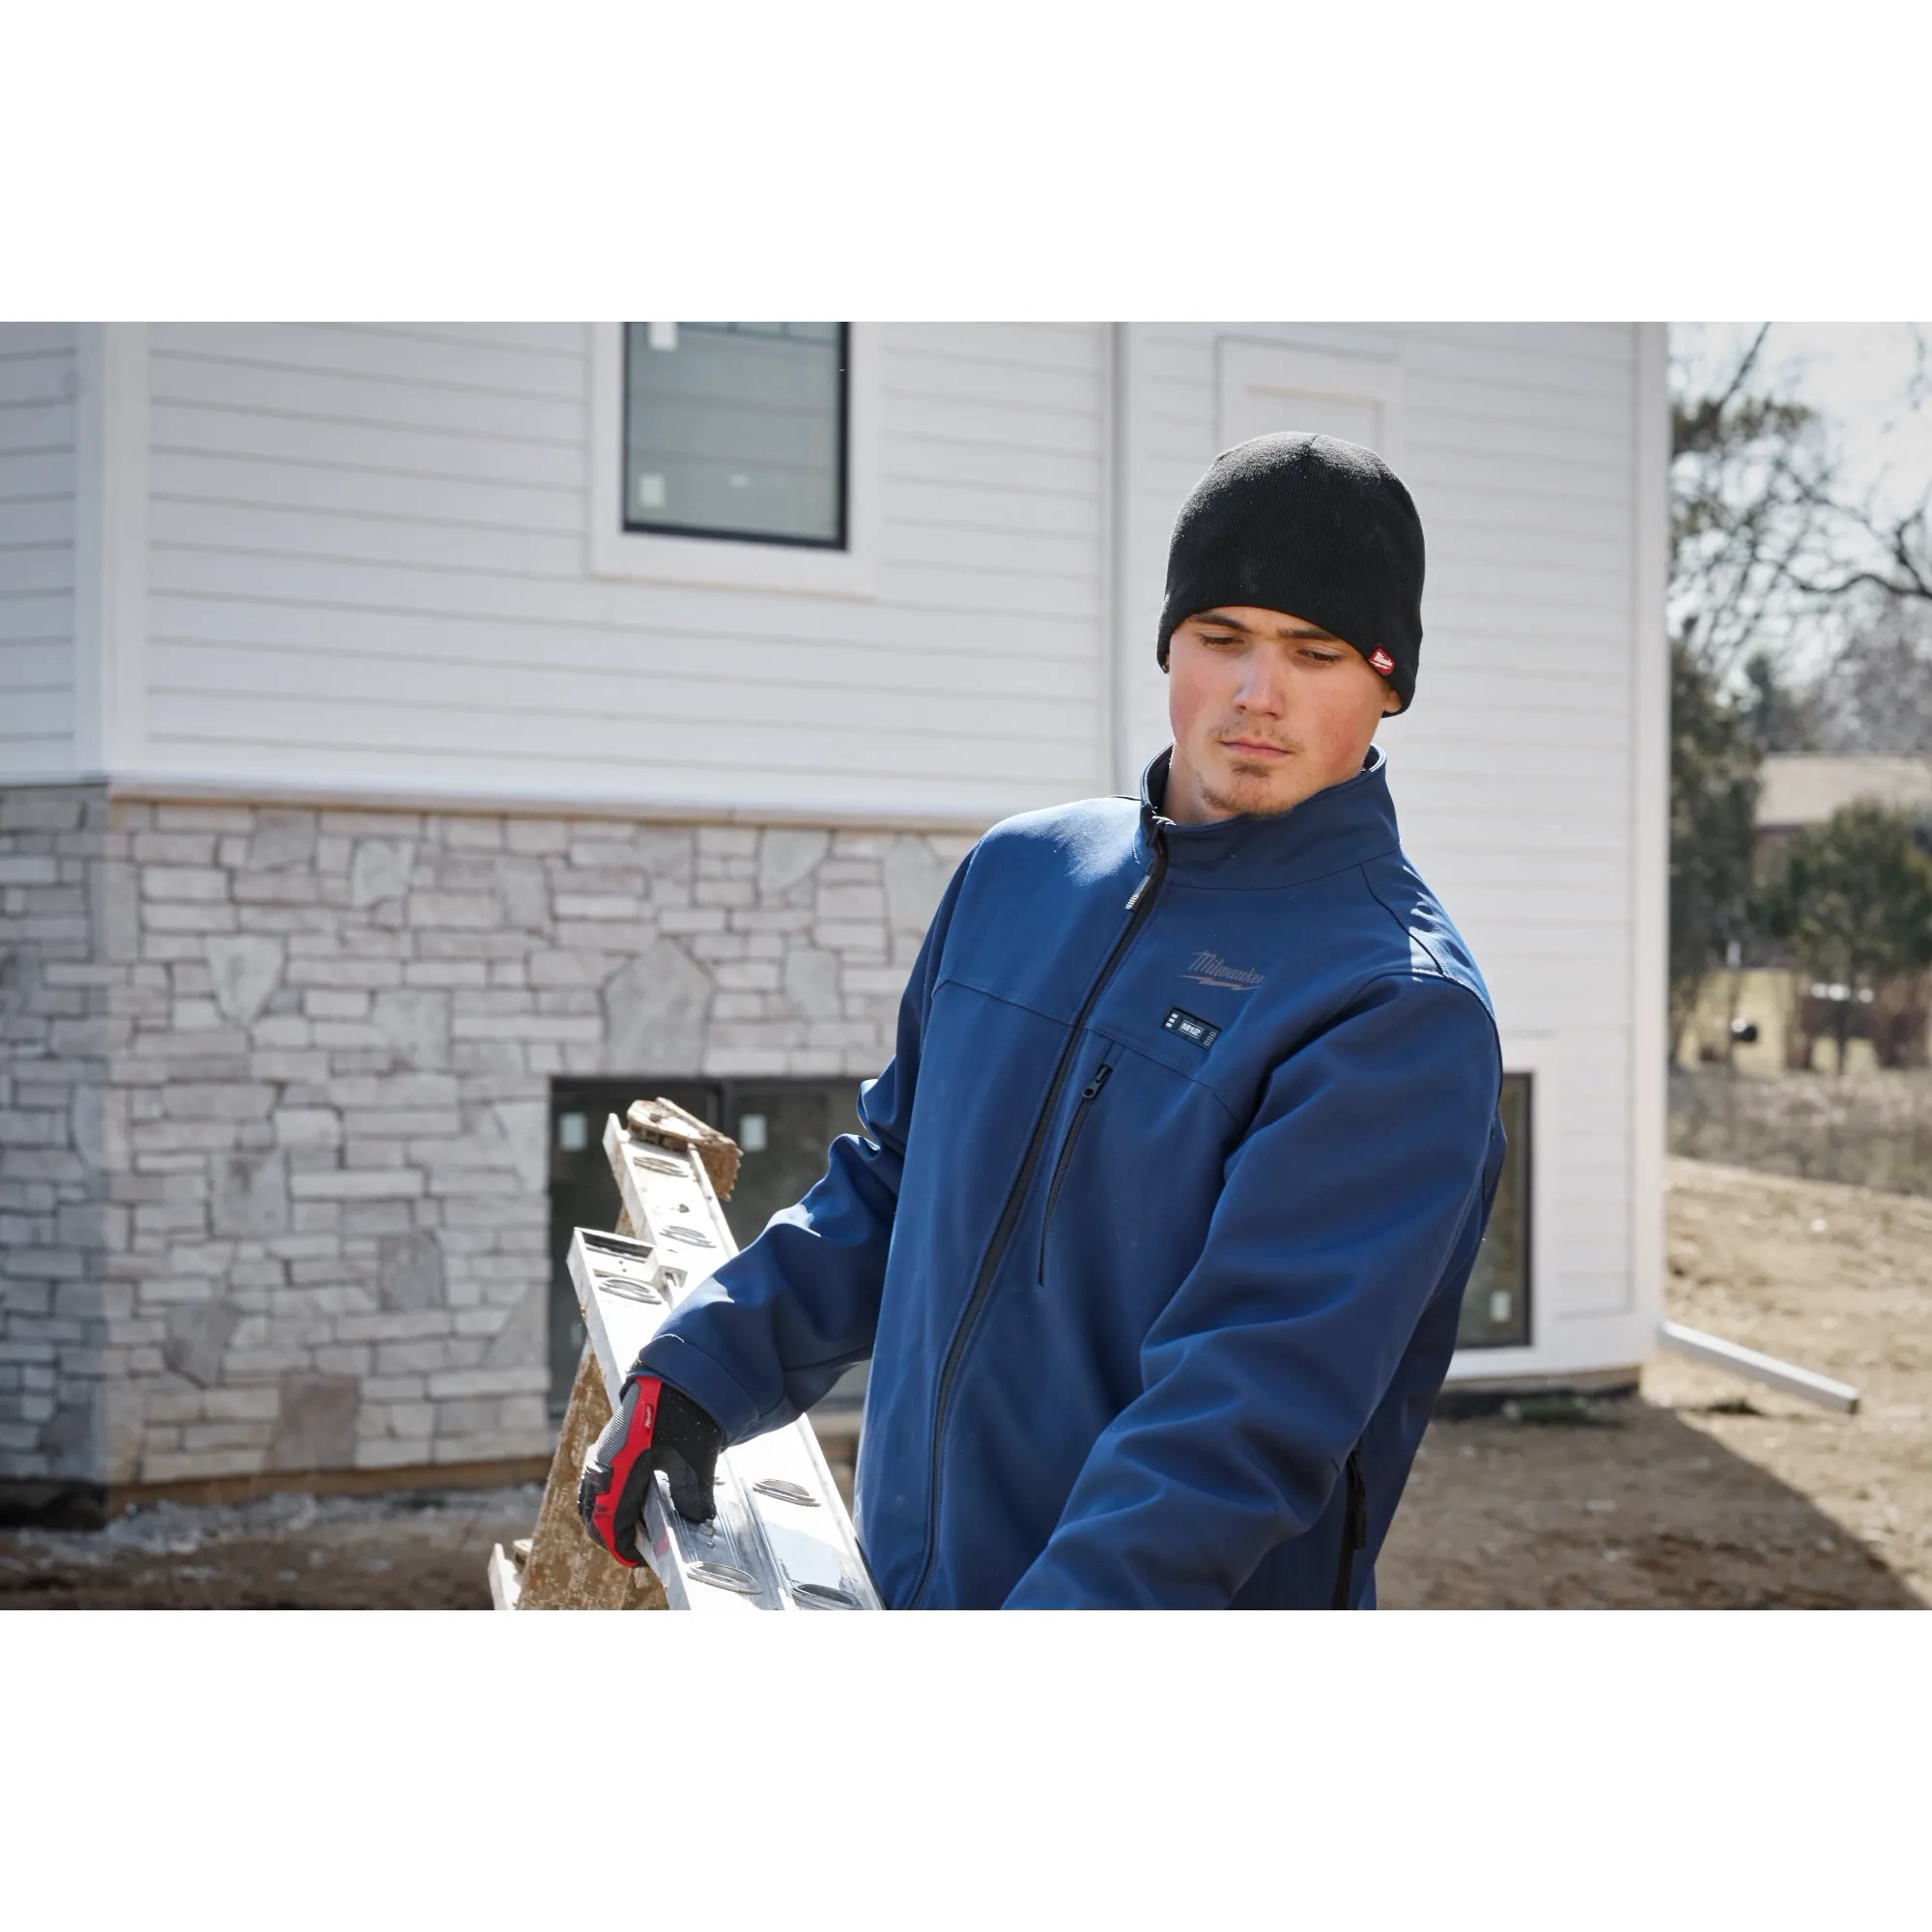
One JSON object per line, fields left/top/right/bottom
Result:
{"left": 1368, "top": 648, "right": 1395, "bottom": 675}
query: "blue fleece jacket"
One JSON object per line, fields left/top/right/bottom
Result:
{"left": 639, "top": 748, "right": 1505, "bottom": 1608}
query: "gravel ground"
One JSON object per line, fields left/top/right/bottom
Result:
{"left": 0, "top": 1485, "right": 541, "bottom": 1610}
{"left": 6, "top": 1155, "right": 1926, "bottom": 1611}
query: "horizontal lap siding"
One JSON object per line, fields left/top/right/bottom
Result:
{"left": 1120, "top": 323, "right": 1644, "bottom": 1342}
{"left": 144, "top": 323, "right": 1108, "bottom": 820}
{"left": 0, "top": 326, "right": 77, "bottom": 777}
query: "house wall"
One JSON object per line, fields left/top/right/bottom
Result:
{"left": 0, "top": 784, "right": 113, "bottom": 1503}
{"left": 1114, "top": 323, "right": 1658, "bottom": 1379}
{"left": 0, "top": 320, "right": 1665, "bottom": 1493}
{"left": 71, "top": 791, "right": 963, "bottom": 1489}
{"left": 0, "top": 325, "right": 78, "bottom": 781}
{"left": 138, "top": 323, "right": 1108, "bottom": 823}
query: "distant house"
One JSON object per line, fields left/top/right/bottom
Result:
{"left": 1, "top": 323, "right": 1668, "bottom": 1518}
{"left": 1756, "top": 753, "right": 1932, "bottom": 856}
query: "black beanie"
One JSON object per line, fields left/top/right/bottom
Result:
{"left": 1156, "top": 432, "right": 1426, "bottom": 712}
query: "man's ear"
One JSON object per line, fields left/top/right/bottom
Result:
{"left": 1381, "top": 687, "right": 1404, "bottom": 716}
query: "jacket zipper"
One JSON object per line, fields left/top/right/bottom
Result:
{"left": 909, "top": 830, "right": 1169, "bottom": 1605}
{"left": 1037, "top": 1062, "right": 1112, "bottom": 1282}
{"left": 1330, "top": 1448, "right": 1368, "bottom": 1609}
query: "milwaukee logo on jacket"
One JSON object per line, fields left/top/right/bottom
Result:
{"left": 639, "top": 747, "right": 1507, "bottom": 1609}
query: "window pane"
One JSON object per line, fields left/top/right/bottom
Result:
{"left": 624, "top": 322, "right": 846, "bottom": 547}
{"left": 1457, "top": 1072, "right": 1531, "bottom": 1349}
{"left": 546, "top": 1076, "right": 865, "bottom": 1416}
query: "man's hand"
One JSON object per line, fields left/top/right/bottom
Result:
{"left": 577, "top": 1375, "right": 725, "bottom": 1568}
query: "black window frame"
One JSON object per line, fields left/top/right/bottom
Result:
{"left": 619, "top": 322, "right": 851, "bottom": 553}
{"left": 546, "top": 1074, "right": 867, "bottom": 1418}
{"left": 1455, "top": 1070, "right": 1533, "bottom": 1351}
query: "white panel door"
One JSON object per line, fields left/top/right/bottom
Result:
{"left": 1216, "top": 338, "right": 1405, "bottom": 466}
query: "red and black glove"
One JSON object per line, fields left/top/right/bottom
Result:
{"left": 577, "top": 1375, "right": 725, "bottom": 1568}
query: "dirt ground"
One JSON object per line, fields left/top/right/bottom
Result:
{"left": 1380, "top": 1156, "right": 1932, "bottom": 1608}
{"left": 0, "top": 1486, "right": 543, "bottom": 1610}
{"left": 4, "top": 1154, "right": 1927, "bottom": 1610}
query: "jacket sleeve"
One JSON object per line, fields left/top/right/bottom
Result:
{"left": 1004, "top": 971, "right": 1501, "bottom": 1609}
{"left": 636, "top": 851, "right": 972, "bottom": 1445}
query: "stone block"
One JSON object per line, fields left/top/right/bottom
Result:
{"left": 498, "top": 865, "right": 550, "bottom": 929}
{"left": 212, "top": 1151, "right": 291, "bottom": 1238}
{"left": 142, "top": 867, "right": 229, "bottom": 903}
{"left": 1, "top": 794, "right": 84, "bottom": 832}
{"left": 407, "top": 891, "right": 498, "bottom": 928}
{"left": 506, "top": 819, "right": 570, "bottom": 855}
{"left": 205, "top": 933, "right": 285, "bottom": 1025}
{"left": 782, "top": 945, "right": 844, "bottom": 1021}
{"left": 246, "top": 812, "right": 319, "bottom": 872}
{"left": 602, "top": 937, "right": 713, "bottom": 1076}
{"left": 372, "top": 988, "right": 451, "bottom": 1068}
{"left": 377, "top": 1230, "right": 445, "bottom": 1312}
{"left": 161, "top": 1298, "right": 242, "bottom": 1387}
{"left": 813, "top": 921, "right": 890, "bottom": 955}
{"left": 886, "top": 834, "right": 952, "bottom": 933}
{"left": 816, "top": 883, "right": 887, "bottom": 922}
{"left": 480, "top": 1281, "right": 545, "bottom": 1369}
{"left": 268, "top": 1371, "right": 360, "bottom": 1469}
{"left": 272, "top": 1108, "right": 342, "bottom": 1149}
{"left": 289, "top": 1169, "right": 425, "bottom": 1201}
{"left": 349, "top": 838, "right": 416, "bottom": 907}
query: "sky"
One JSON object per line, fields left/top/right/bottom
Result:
{"left": 1672, "top": 322, "right": 1932, "bottom": 676}
{"left": 1675, "top": 321, "right": 1932, "bottom": 520}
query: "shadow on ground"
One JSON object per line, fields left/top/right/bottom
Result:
{"left": 1378, "top": 1394, "right": 1922, "bottom": 1610}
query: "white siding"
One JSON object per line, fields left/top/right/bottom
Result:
{"left": 142, "top": 323, "right": 1109, "bottom": 822}
{"left": 0, "top": 325, "right": 77, "bottom": 779}
{"left": 1114, "top": 323, "right": 1649, "bottom": 1376}
{"left": 110, "top": 317, "right": 1658, "bottom": 1381}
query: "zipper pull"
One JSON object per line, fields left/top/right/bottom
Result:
{"left": 1080, "top": 1065, "right": 1113, "bottom": 1101}
{"left": 1124, "top": 869, "right": 1153, "bottom": 911}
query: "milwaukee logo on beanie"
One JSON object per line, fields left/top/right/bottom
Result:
{"left": 1156, "top": 433, "right": 1426, "bottom": 712}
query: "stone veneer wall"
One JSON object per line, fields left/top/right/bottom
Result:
{"left": 0, "top": 786, "right": 115, "bottom": 1505}
{"left": 1, "top": 785, "right": 967, "bottom": 1493}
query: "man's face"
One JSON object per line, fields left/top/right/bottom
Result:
{"left": 1164, "top": 606, "right": 1402, "bottom": 825}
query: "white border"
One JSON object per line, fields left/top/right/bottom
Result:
{"left": 1215, "top": 338, "right": 1406, "bottom": 470}
{"left": 1444, "top": 1031, "right": 1553, "bottom": 1382}
{"left": 1629, "top": 321, "right": 1671, "bottom": 1349}
{"left": 585, "top": 320, "right": 882, "bottom": 597}
{"left": 71, "top": 322, "right": 148, "bottom": 777}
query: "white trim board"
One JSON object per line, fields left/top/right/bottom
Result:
{"left": 71, "top": 323, "right": 149, "bottom": 777}
{"left": 100, "top": 772, "right": 993, "bottom": 837}
{"left": 1628, "top": 320, "right": 1671, "bottom": 1346}
{"left": 585, "top": 321, "right": 882, "bottom": 598}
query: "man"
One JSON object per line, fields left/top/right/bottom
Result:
{"left": 581, "top": 432, "right": 1505, "bottom": 1609}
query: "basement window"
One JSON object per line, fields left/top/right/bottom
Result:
{"left": 547, "top": 1077, "right": 867, "bottom": 1419}
{"left": 623, "top": 322, "right": 848, "bottom": 549}
{"left": 1457, "top": 1072, "right": 1532, "bottom": 1350}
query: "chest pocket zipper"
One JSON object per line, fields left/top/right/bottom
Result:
{"left": 1037, "top": 1063, "right": 1112, "bottom": 1282}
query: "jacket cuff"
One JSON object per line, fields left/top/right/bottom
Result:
{"left": 635, "top": 1332, "right": 762, "bottom": 1443}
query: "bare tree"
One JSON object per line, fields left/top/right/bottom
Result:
{"left": 1670, "top": 325, "right": 1840, "bottom": 681}
{"left": 1810, "top": 599, "right": 1932, "bottom": 757}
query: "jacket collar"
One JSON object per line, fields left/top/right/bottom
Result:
{"left": 1135, "top": 744, "right": 1402, "bottom": 889}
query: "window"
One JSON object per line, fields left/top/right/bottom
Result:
{"left": 547, "top": 1076, "right": 867, "bottom": 1418}
{"left": 587, "top": 323, "right": 881, "bottom": 595}
{"left": 623, "top": 322, "right": 848, "bottom": 549}
{"left": 1457, "top": 1072, "right": 1532, "bottom": 1349}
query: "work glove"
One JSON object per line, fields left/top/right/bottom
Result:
{"left": 577, "top": 1374, "right": 725, "bottom": 1568}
